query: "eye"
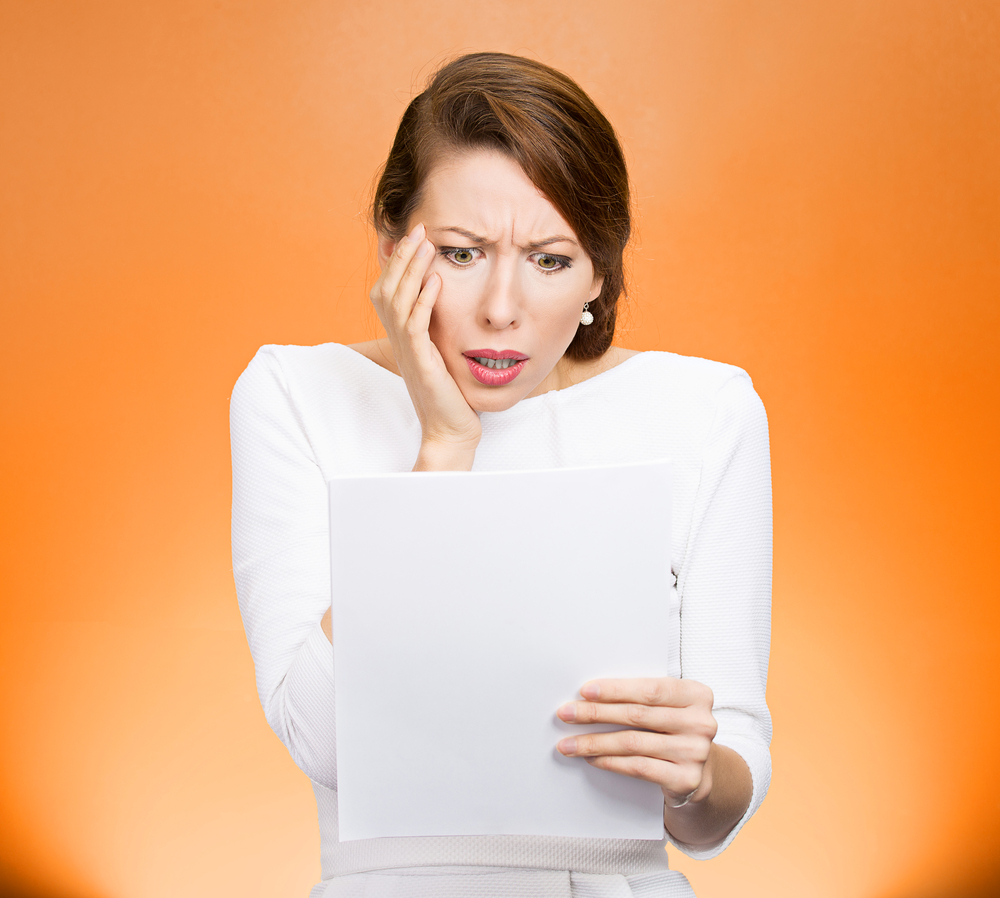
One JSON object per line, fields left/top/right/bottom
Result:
{"left": 531, "top": 252, "right": 572, "bottom": 273}
{"left": 440, "top": 247, "right": 482, "bottom": 267}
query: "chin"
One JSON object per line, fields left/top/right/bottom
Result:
{"left": 464, "top": 389, "right": 530, "bottom": 414}
{"left": 458, "top": 377, "right": 539, "bottom": 413}
{"left": 453, "top": 360, "right": 545, "bottom": 413}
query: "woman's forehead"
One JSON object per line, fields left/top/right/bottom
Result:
{"left": 417, "top": 150, "right": 577, "bottom": 246}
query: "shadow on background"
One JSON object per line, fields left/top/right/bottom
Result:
{"left": 884, "top": 862, "right": 1000, "bottom": 898}
{"left": 0, "top": 864, "right": 104, "bottom": 898}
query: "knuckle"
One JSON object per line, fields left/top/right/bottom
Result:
{"left": 672, "top": 767, "right": 700, "bottom": 795}
{"left": 625, "top": 703, "right": 648, "bottom": 726}
{"left": 627, "top": 756, "right": 651, "bottom": 778}
{"left": 640, "top": 681, "right": 663, "bottom": 705}
{"left": 681, "top": 734, "right": 710, "bottom": 762}
{"left": 621, "top": 730, "right": 645, "bottom": 754}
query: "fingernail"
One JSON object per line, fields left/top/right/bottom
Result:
{"left": 415, "top": 239, "right": 430, "bottom": 258}
{"left": 405, "top": 222, "right": 424, "bottom": 243}
{"left": 581, "top": 682, "right": 600, "bottom": 700}
{"left": 557, "top": 703, "right": 576, "bottom": 721}
{"left": 558, "top": 738, "right": 577, "bottom": 755}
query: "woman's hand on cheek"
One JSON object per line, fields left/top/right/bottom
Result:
{"left": 556, "top": 677, "right": 718, "bottom": 810}
{"left": 370, "top": 222, "right": 482, "bottom": 470}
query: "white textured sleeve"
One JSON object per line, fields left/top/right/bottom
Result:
{"left": 230, "top": 346, "right": 337, "bottom": 788}
{"left": 669, "top": 371, "right": 773, "bottom": 859}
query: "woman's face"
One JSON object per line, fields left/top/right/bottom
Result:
{"left": 383, "top": 149, "right": 603, "bottom": 414}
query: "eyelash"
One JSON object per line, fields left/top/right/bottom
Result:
{"left": 438, "top": 247, "right": 573, "bottom": 274}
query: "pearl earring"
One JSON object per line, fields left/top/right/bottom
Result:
{"left": 580, "top": 302, "right": 594, "bottom": 326}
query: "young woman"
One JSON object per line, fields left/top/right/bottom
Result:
{"left": 231, "top": 52, "right": 772, "bottom": 898}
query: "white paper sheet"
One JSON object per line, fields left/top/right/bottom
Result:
{"left": 328, "top": 460, "right": 672, "bottom": 841}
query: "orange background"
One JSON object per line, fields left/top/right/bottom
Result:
{"left": 2, "top": 2, "right": 998, "bottom": 897}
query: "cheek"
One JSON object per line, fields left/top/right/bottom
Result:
{"left": 425, "top": 260, "right": 485, "bottom": 334}
{"left": 425, "top": 276, "right": 466, "bottom": 351}
{"left": 537, "top": 285, "right": 587, "bottom": 336}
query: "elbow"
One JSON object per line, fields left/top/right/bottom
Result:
{"left": 264, "top": 678, "right": 339, "bottom": 790}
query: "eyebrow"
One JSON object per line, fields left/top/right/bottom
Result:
{"left": 430, "top": 226, "right": 579, "bottom": 250}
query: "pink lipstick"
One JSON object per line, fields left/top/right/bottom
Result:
{"left": 463, "top": 349, "right": 529, "bottom": 386}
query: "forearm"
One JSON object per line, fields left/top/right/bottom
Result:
{"left": 663, "top": 742, "right": 752, "bottom": 847}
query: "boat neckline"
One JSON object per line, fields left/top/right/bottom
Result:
{"left": 331, "top": 342, "right": 656, "bottom": 413}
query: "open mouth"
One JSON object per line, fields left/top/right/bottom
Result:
{"left": 463, "top": 350, "right": 529, "bottom": 386}
{"left": 471, "top": 356, "right": 518, "bottom": 369}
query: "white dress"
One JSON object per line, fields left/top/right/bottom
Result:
{"left": 230, "top": 344, "right": 773, "bottom": 898}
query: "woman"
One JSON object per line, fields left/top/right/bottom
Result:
{"left": 231, "top": 52, "right": 772, "bottom": 897}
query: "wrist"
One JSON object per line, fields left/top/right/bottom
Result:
{"left": 412, "top": 438, "right": 479, "bottom": 471}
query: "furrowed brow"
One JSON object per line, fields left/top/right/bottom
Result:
{"left": 432, "top": 226, "right": 490, "bottom": 244}
{"left": 526, "top": 235, "right": 579, "bottom": 250}
{"left": 431, "top": 226, "right": 578, "bottom": 250}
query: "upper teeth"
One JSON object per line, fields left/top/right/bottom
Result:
{"left": 475, "top": 357, "right": 518, "bottom": 369}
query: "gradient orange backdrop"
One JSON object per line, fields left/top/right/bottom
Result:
{"left": 2, "top": 2, "right": 998, "bottom": 897}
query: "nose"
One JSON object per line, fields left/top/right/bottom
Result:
{"left": 481, "top": 260, "right": 520, "bottom": 330}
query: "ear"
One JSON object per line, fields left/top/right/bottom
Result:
{"left": 589, "top": 274, "right": 605, "bottom": 302}
{"left": 376, "top": 232, "right": 397, "bottom": 272}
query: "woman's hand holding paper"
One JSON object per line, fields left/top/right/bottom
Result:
{"left": 557, "top": 677, "right": 716, "bottom": 802}
{"left": 370, "top": 222, "right": 481, "bottom": 471}
{"left": 557, "top": 677, "right": 752, "bottom": 847}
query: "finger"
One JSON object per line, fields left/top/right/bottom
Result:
{"left": 557, "top": 700, "right": 712, "bottom": 737}
{"left": 371, "top": 222, "right": 425, "bottom": 310}
{"left": 585, "top": 754, "right": 703, "bottom": 795}
{"left": 406, "top": 271, "right": 441, "bottom": 343}
{"left": 579, "top": 677, "right": 713, "bottom": 709}
{"left": 558, "top": 730, "right": 710, "bottom": 765}
{"left": 392, "top": 238, "right": 436, "bottom": 327}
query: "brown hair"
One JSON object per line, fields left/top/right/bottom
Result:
{"left": 372, "top": 52, "right": 631, "bottom": 361}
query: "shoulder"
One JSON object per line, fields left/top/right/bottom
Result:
{"left": 619, "top": 351, "right": 768, "bottom": 451}
{"left": 231, "top": 342, "right": 415, "bottom": 454}
{"left": 235, "top": 341, "right": 355, "bottom": 376}
{"left": 233, "top": 341, "right": 389, "bottom": 394}
{"left": 634, "top": 349, "right": 752, "bottom": 391}
{"left": 231, "top": 342, "right": 399, "bottom": 423}
{"left": 620, "top": 350, "right": 764, "bottom": 411}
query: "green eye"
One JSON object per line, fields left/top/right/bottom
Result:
{"left": 534, "top": 253, "right": 571, "bottom": 272}
{"left": 440, "top": 247, "right": 481, "bottom": 267}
